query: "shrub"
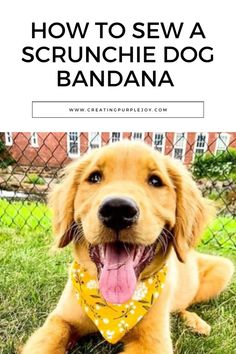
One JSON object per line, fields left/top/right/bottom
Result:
{"left": 25, "top": 173, "right": 46, "bottom": 185}
{"left": 0, "top": 158, "right": 15, "bottom": 168}
{"left": 0, "top": 138, "right": 15, "bottom": 168}
{"left": 0, "top": 140, "right": 5, "bottom": 153}
{"left": 192, "top": 148, "right": 236, "bottom": 181}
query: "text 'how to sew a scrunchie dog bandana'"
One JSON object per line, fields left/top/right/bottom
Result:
{"left": 71, "top": 261, "right": 167, "bottom": 344}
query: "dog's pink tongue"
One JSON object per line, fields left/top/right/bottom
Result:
{"left": 99, "top": 243, "right": 137, "bottom": 304}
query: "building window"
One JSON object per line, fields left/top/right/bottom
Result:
{"left": 5, "top": 132, "right": 13, "bottom": 146}
{"left": 30, "top": 132, "right": 39, "bottom": 147}
{"left": 153, "top": 133, "right": 165, "bottom": 153}
{"left": 194, "top": 133, "right": 207, "bottom": 155}
{"left": 67, "top": 132, "right": 80, "bottom": 157}
{"left": 132, "top": 132, "right": 143, "bottom": 141}
{"left": 215, "top": 133, "right": 230, "bottom": 154}
{"left": 173, "top": 133, "right": 186, "bottom": 161}
{"left": 111, "top": 132, "right": 121, "bottom": 143}
{"left": 89, "top": 132, "right": 101, "bottom": 150}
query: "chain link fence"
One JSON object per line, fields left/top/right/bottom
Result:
{"left": 0, "top": 132, "right": 235, "bottom": 249}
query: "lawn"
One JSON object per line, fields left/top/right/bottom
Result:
{"left": 0, "top": 200, "right": 235, "bottom": 354}
{"left": 0, "top": 199, "right": 51, "bottom": 231}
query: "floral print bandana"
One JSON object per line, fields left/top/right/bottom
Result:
{"left": 71, "top": 260, "right": 167, "bottom": 344}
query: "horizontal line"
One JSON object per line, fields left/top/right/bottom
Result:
{"left": 33, "top": 100, "right": 204, "bottom": 103}
{"left": 33, "top": 116, "right": 204, "bottom": 119}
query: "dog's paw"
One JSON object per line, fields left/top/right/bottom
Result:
{"left": 179, "top": 310, "right": 211, "bottom": 336}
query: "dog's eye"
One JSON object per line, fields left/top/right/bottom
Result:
{"left": 148, "top": 175, "right": 163, "bottom": 187}
{"left": 87, "top": 171, "right": 102, "bottom": 184}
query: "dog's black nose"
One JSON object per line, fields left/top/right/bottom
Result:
{"left": 98, "top": 197, "right": 139, "bottom": 230}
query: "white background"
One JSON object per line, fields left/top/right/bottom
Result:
{"left": 1, "top": 0, "right": 235, "bottom": 132}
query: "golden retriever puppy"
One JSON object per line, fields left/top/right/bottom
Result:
{"left": 22, "top": 141, "right": 234, "bottom": 354}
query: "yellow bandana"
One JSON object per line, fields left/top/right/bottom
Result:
{"left": 71, "top": 261, "right": 167, "bottom": 344}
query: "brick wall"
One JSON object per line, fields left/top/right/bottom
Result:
{"left": 6, "top": 133, "right": 70, "bottom": 168}
{"left": 3, "top": 132, "right": 236, "bottom": 168}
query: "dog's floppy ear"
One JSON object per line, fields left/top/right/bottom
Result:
{"left": 166, "top": 157, "right": 214, "bottom": 262}
{"left": 48, "top": 155, "right": 91, "bottom": 248}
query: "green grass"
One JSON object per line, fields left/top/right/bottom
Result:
{"left": 24, "top": 174, "right": 46, "bottom": 185}
{"left": 0, "top": 200, "right": 235, "bottom": 353}
{"left": 203, "top": 217, "right": 236, "bottom": 249}
{"left": 0, "top": 200, "right": 51, "bottom": 231}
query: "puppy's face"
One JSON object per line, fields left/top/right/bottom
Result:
{"left": 74, "top": 142, "right": 176, "bottom": 247}
{"left": 50, "top": 141, "right": 211, "bottom": 304}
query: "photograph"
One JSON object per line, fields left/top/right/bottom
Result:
{"left": 0, "top": 132, "right": 235, "bottom": 354}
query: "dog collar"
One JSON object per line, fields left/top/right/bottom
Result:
{"left": 71, "top": 260, "right": 167, "bottom": 344}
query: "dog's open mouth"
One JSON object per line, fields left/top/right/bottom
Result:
{"left": 89, "top": 240, "right": 158, "bottom": 304}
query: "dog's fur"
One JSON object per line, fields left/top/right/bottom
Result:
{"left": 22, "top": 141, "right": 234, "bottom": 354}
